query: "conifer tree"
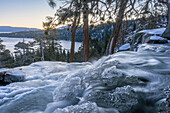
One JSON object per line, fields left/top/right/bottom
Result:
{"left": 0, "top": 39, "right": 14, "bottom": 68}
{"left": 48, "top": 0, "right": 81, "bottom": 62}
{"left": 48, "top": 0, "right": 111, "bottom": 61}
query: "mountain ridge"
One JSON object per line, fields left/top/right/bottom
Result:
{"left": 0, "top": 26, "right": 41, "bottom": 32}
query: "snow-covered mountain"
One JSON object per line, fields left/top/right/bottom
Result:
{"left": 0, "top": 26, "right": 40, "bottom": 33}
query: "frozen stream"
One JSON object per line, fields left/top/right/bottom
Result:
{"left": 0, "top": 44, "right": 170, "bottom": 113}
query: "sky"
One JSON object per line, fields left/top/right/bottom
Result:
{"left": 0, "top": 0, "right": 60, "bottom": 29}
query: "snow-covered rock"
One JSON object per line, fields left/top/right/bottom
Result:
{"left": 0, "top": 68, "right": 25, "bottom": 83}
{"left": 138, "top": 43, "right": 170, "bottom": 55}
{"left": 53, "top": 77, "right": 85, "bottom": 106}
{"left": 118, "top": 43, "right": 130, "bottom": 51}
{"left": 155, "top": 98, "right": 166, "bottom": 112}
{"left": 52, "top": 102, "right": 119, "bottom": 113}
{"left": 125, "top": 28, "right": 169, "bottom": 52}
{"left": 150, "top": 36, "right": 166, "bottom": 40}
{"left": 144, "top": 35, "right": 168, "bottom": 44}
{"left": 83, "top": 86, "right": 138, "bottom": 112}
{"left": 52, "top": 102, "right": 99, "bottom": 113}
{"left": 138, "top": 28, "right": 166, "bottom": 35}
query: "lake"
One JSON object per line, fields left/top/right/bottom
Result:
{"left": 0, "top": 37, "right": 82, "bottom": 53}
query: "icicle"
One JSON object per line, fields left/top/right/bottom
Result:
{"left": 109, "top": 38, "right": 113, "bottom": 54}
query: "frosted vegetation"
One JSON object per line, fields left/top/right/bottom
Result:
{"left": 0, "top": 40, "right": 170, "bottom": 113}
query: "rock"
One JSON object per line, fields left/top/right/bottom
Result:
{"left": 52, "top": 102, "right": 99, "bottom": 113}
{"left": 162, "top": 27, "right": 170, "bottom": 40}
{"left": 0, "top": 68, "right": 25, "bottom": 83}
{"left": 155, "top": 98, "right": 166, "bottom": 113}
{"left": 144, "top": 36, "right": 168, "bottom": 44}
{"left": 166, "top": 94, "right": 170, "bottom": 113}
{"left": 84, "top": 86, "right": 138, "bottom": 113}
{"left": 52, "top": 102, "right": 119, "bottom": 113}
{"left": 0, "top": 68, "right": 9, "bottom": 80}
{"left": 53, "top": 77, "right": 85, "bottom": 105}
{"left": 101, "top": 66, "right": 141, "bottom": 87}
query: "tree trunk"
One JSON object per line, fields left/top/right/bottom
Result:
{"left": 70, "top": 17, "right": 77, "bottom": 62}
{"left": 41, "top": 41, "right": 44, "bottom": 61}
{"left": 121, "top": 35, "right": 124, "bottom": 45}
{"left": 111, "top": 0, "right": 128, "bottom": 54}
{"left": 162, "top": 2, "right": 170, "bottom": 39}
{"left": 83, "top": 2, "right": 89, "bottom": 62}
{"left": 106, "top": 0, "right": 128, "bottom": 55}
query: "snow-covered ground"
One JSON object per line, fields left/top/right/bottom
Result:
{"left": 0, "top": 43, "right": 170, "bottom": 113}
{"left": 0, "top": 37, "right": 82, "bottom": 53}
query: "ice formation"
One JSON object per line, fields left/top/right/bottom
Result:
{"left": 0, "top": 42, "right": 170, "bottom": 113}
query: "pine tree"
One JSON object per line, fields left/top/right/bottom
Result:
{"left": 0, "top": 39, "right": 14, "bottom": 68}
{"left": 48, "top": 0, "right": 111, "bottom": 62}
{"left": 48, "top": 0, "right": 81, "bottom": 62}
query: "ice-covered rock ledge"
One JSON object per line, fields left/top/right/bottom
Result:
{"left": 0, "top": 45, "right": 170, "bottom": 113}
{"left": 0, "top": 68, "right": 25, "bottom": 84}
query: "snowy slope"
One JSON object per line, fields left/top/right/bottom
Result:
{"left": 0, "top": 43, "right": 170, "bottom": 113}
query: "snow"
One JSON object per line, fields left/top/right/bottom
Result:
{"left": 0, "top": 68, "right": 9, "bottom": 73}
{"left": 0, "top": 37, "right": 82, "bottom": 53}
{"left": 0, "top": 44, "right": 170, "bottom": 112}
{"left": 56, "top": 26, "right": 69, "bottom": 30}
{"left": 138, "top": 43, "right": 170, "bottom": 55}
{"left": 59, "top": 40, "right": 82, "bottom": 52}
{"left": 149, "top": 35, "right": 166, "bottom": 40}
{"left": 119, "top": 43, "right": 130, "bottom": 51}
{"left": 138, "top": 28, "right": 166, "bottom": 35}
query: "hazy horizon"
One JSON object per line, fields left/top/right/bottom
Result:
{"left": 0, "top": 0, "right": 60, "bottom": 29}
